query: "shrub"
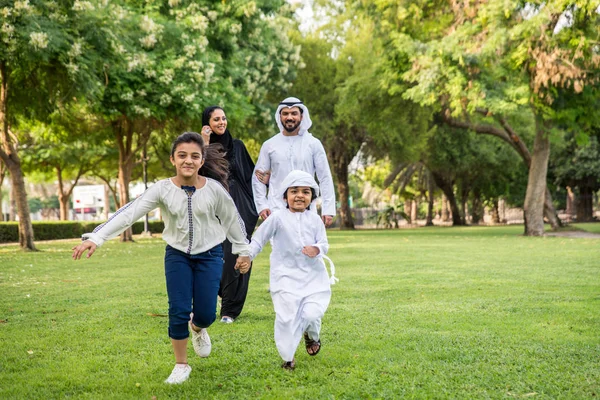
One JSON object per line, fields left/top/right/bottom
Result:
{"left": 0, "top": 220, "right": 165, "bottom": 243}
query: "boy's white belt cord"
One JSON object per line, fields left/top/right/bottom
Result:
{"left": 322, "top": 255, "right": 339, "bottom": 285}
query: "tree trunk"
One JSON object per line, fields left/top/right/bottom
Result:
{"left": 576, "top": 186, "right": 594, "bottom": 222}
{"left": 491, "top": 199, "right": 500, "bottom": 224}
{"left": 333, "top": 154, "right": 354, "bottom": 230}
{"left": 9, "top": 183, "right": 16, "bottom": 221}
{"left": 441, "top": 194, "right": 449, "bottom": 222}
{"left": 117, "top": 158, "right": 134, "bottom": 242}
{"left": 471, "top": 189, "right": 483, "bottom": 224}
{"left": 445, "top": 112, "right": 561, "bottom": 229}
{"left": 114, "top": 117, "right": 142, "bottom": 242}
{"left": 523, "top": 120, "right": 550, "bottom": 236}
{"left": 104, "top": 183, "right": 111, "bottom": 220}
{"left": 0, "top": 163, "right": 5, "bottom": 220}
{"left": 425, "top": 177, "right": 434, "bottom": 226}
{"left": 410, "top": 198, "right": 418, "bottom": 223}
{"left": 431, "top": 172, "right": 464, "bottom": 226}
{"left": 57, "top": 166, "right": 69, "bottom": 220}
{"left": 565, "top": 186, "right": 576, "bottom": 217}
{"left": 543, "top": 187, "right": 561, "bottom": 229}
{"left": 404, "top": 200, "right": 411, "bottom": 223}
{"left": 7, "top": 161, "right": 37, "bottom": 250}
{"left": 0, "top": 61, "right": 36, "bottom": 249}
{"left": 460, "top": 187, "right": 468, "bottom": 225}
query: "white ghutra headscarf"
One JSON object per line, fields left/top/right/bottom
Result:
{"left": 275, "top": 97, "right": 313, "bottom": 136}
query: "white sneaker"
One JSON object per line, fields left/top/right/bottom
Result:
{"left": 190, "top": 324, "right": 211, "bottom": 357}
{"left": 164, "top": 364, "right": 191, "bottom": 384}
{"left": 220, "top": 316, "right": 234, "bottom": 324}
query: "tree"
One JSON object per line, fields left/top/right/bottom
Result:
{"left": 0, "top": 1, "right": 110, "bottom": 249}
{"left": 553, "top": 134, "right": 600, "bottom": 221}
{"left": 359, "top": 0, "right": 600, "bottom": 235}
{"left": 91, "top": 1, "right": 301, "bottom": 241}
{"left": 20, "top": 105, "right": 111, "bottom": 220}
{"left": 289, "top": 32, "right": 363, "bottom": 229}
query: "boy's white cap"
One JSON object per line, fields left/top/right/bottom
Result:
{"left": 280, "top": 170, "right": 319, "bottom": 198}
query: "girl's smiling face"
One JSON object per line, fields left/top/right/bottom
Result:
{"left": 170, "top": 142, "right": 204, "bottom": 179}
{"left": 285, "top": 186, "right": 312, "bottom": 212}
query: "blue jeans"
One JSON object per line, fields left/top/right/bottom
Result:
{"left": 164, "top": 244, "right": 224, "bottom": 340}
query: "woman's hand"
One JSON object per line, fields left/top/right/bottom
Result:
{"left": 201, "top": 125, "right": 212, "bottom": 145}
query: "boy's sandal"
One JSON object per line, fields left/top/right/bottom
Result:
{"left": 281, "top": 359, "right": 296, "bottom": 370}
{"left": 304, "top": 332, "right": 321, "bottom": 356}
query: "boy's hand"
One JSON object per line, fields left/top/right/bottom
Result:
{"left": 72, "top": 240, "right": 97, "bottom": 260}
{"left": 302, "top": 246, "right": 320, "bottom": 258}
{"left": 235, "top": 256, "right": 251, "bottom": 274}
{"left": 322, "top": 215, "right": 333, "bottom": 227}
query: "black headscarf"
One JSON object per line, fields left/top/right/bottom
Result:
{"left": 202, "top": 106, "right": 234, "bottom": 162}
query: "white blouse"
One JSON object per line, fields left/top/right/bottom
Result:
{"left": 82, "top": 178, "right": 250, "bottom": 256}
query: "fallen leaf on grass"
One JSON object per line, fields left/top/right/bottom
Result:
{"left": 0, "top": 319, "right": 7, "bottom": 324}
{"left": 147, "top": 313, "right": 168, "bottom": 317}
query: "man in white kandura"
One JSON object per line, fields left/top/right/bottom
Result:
{"left": 252, "top": 97, "right": 336, "bottom": 227}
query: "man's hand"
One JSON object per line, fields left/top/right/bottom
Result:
{"left": 255, "top": 170, "right": 271, "bottom": 185}
{"left": 234, "top": 256, "right": 251, "bottom": 274}
{"left": 322, "top": 215, "right": 333, "bottom": 227}
{"left": 302, "top": 246, "right": 320, "bottom": 258}
{"left": 259, "top": 209, "right": 271, "bottom": 220}
{"left": 72, "top": 240, "right": 97, "bottom": 260}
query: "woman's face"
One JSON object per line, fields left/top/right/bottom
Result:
{"left": 208, "top": 109, "right": 228, "bottom": 135}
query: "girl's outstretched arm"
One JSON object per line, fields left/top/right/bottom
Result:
{"left": 81, "top": 184, "right": 161, "bottom": 247}
{"left": 72, "top": 240, "right": 97, "bottom": 260}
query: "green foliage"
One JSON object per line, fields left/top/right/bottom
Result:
{"left": 425, "top": 125, "right": 527, "bottom": 207}
{"left": 0, "top": 220, "right": 165, "bottom": 243}
{"left": 1, "top": 0, "right": 114, "bottom": 123}
{"left": 0, "top": 222, "right": 18, "bottom": 243}
{"left": 373, "top": 204, "right": 408, "bottom": 228}
{"left": 552, "top": 134, "right": 600, "bottom": 191}
{"left": 94, "top": 1, "right": 301, "bottom": 129}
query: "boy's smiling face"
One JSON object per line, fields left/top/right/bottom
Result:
{"left": 285, "top": 186, "right": 312, "bottom": 212}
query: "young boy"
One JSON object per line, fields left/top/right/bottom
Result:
{"left": 238, "top": 170, "right": 337, "bottom": 370}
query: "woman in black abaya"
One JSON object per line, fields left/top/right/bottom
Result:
{"left": 201, "top": 106, "right": 258, "bottom": 323}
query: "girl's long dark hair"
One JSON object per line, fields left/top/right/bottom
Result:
{"left": 171, "top": 132, "right": 229, "bottom": 190}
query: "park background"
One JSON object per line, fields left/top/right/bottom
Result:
{"left": 1, "top": 0, "right": 599, "bottom": 398}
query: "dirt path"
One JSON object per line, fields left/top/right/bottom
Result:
{"left": 545, "top": 231, "right": 600, "bottom": 239}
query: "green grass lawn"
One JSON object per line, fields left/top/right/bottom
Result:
{"left": 1, "top": 224, "right": 599, "bottom": 399}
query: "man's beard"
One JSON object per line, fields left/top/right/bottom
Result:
{"left": 283, "top": 120, "right": 301, "bottom": 133}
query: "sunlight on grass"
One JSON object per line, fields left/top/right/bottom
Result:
{"left": 1, "top": 225, "right": 599, "bottom": 398}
